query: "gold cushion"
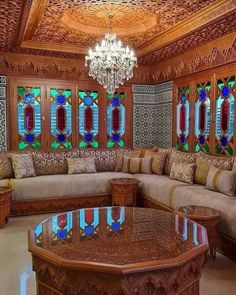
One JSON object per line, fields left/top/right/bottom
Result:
{"left": 67, "top": 158, "right": 96, "bottom": 174}
{"left": 115, "top": 150, "right": 142, "bottom": 172}
{"left": 11, "top": 153, "right": 36, "bottom": 179}
{"left": 206, "top": 165, "right": 236, "bottom": 196}
{"left": 195, "top": 152, "right": 234, "bottom": 185}
{"left": 122, "top": 156, "right": 152, "bottom": 174}
{"left": 170, "top": 161, "right": 195, "bottom": 184}
{"left": 0, "top": 152, "right": 14, "bottom": 179}
{"left": 144, "top": 150, "right": 167, "bottom": 175}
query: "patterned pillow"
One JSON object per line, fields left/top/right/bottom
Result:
{"left": 79, "top": 148, "right": 119, "bottom": 172}
{"left": 122, "top": 156, "right": 152, "bottom": 174}
{"left": 115, "top": 150, "right": 142, "bottom": 172}
{"left": 67, "top": 158, "right": 97, "bottom": 174}
{"left": 31, "top": 149, "right": 80, "bottom": 176}
{"left": 144, "top": 150, "right": 167, "bottom": 175}
{"left": 170, "top": 161, "right": 195, "bottom": 184}
{"left": 0, "top": 152, "right": 14, "bottom": 179}
{"left": 165, "top": 149, "right": 197, "bottom": 176}
{"left": 195, "top": 152, "right": 234, "bottom": 185}
{"left": 206, "top": 165, "right": 236, "bottom": 197}
{"left": 11, "top": 153, "right": 36, "bottom": 179}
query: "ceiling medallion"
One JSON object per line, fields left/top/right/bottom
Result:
{"left": 85, "top": 13, "right": 137, "bottom": 95}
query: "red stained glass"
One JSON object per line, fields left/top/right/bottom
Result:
{"left": 85, "top": 107, "right": 93, "bottom": 131}
{"left": 199, "top": 104, "right": 206, "bottom": 131}
{"left": 112, "top": 108, "right": 120, "bottom": 132}
{"left": 180, "top": 105, "right": 186, "bottom": 131}
{"left": 112, "top": 207, "right": 120, "bottom": 221}
{"left": 221, "top": 100, "right": 229, "bottom": 132}
{"left": 25, "top": 105, "right": 34, "bottom": 132}
{"left": 57, "top": 107, "right": 66, "bottom": 132}
{"left": 58, "top": 214, "right": 67, "bottom": 229}
{"left": 85, "top": 209, "right": 94, "bottom": 224}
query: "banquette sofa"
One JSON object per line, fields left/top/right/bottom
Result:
{"left": 0, "top": 147, "right": 236, "bottom": 258}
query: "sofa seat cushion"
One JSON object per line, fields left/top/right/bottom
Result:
{"left": 134, "top": 174, "right": 189, "bottom": 208}
{"left": 170, "top": 184, "right": 236, "bottom": 239}
{"left": 1, "top": 172, "right": 133, "bottom": 201}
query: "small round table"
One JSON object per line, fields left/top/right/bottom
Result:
{"left": 177, "top": 205, "right": 220, "bottom": 259}
{"left": 0, "top": 186, "right": 13, "bottom": 228}
{"left": 109, "top": 178, "right": 140, "bottom": 207}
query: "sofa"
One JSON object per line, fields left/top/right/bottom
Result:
{"left": 0, "top": 147, "right": 236, "bottom": 259}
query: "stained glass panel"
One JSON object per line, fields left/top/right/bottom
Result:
{"left": 107, "top": 207, "right": 125, "bottom": 234}
{"left": 50, "top": 88, "right": 72, "bottom": 149}
{"left": 51, "top": 212, "right": 73, "bottom": 241}
{"left": 215, "top": 76, "right": 235, "bottom": 156}
{"left": 79, "top": 208, "right": 99, "bottom": 238}
{"left": 107, "top": 92, "right": 125, "bottom": 148}
{"left": 17, "top": 86, "right": 42, "bottom": 150}
{"left": 176, "top": 86, "right": 190, "bottom": 151}
{"left": 78, "top": 90, "right": 99, "bottom": 148}
{"left": 194, "top": 82, "right": 211, "bottom": 153}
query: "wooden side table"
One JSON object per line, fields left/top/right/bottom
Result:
{"left": 177, "top": 205, "right": 220, "bottom": 259}
{"left": 0, "top": 186, "right": 13, "bottom": 228}
{"left": 109, "top": 178, "right": 140, "bottom": 207}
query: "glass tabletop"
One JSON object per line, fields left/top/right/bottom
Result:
{"left": 30, "top": 207, "right": 208, "bottom": 268}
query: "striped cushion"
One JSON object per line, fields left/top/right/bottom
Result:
{"left": 122, "top": 156, "right": 152, "bottom": 174}
{"left": 206, "top": 165, "right": 236, "bottom": 197}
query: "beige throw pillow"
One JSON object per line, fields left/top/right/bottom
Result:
{"left": 67, "top": 158, "right": 96, "bottom": 174}
{"left": 11, "top": 153, "right": 36, "bottom": 179}
{"left": 122, "top": 156, "right": 152, "bottom": 174}
{"left": 170, "top": 161, "right": 195, "bottom": 184}
{"left": 115, "top": 150, "right": 142, "bottom": 172}
{"left": 206, "top": 165, "right": 236, "bottom": 197}
{"left": 144, "top": 150, "right": 167, "bottom": 175}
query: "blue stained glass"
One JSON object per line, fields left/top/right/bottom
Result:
{"left": 112, "top": 133, "right": 120, "bottom": 142}
{"left": 85, "top": 133, "right": 93, "bottom": 142}
{"left": 25, "top": 134, "right": 35, "bottom": 143}
{"left": 112, "top": 222, "right": 120, "bottom": 231}
{"left": 199, "top": 135, "right": 205, "bottom": 144}
{"left": 220, "top": 136, "right": 228, "bottom": 147}
{"left": 57, "top": 134, "right": 66, "bottom": 142}
{"left": 180, "top": 134, "right": 185, "bottom": 144}
{"left": 57, "top": 229, "right": 67, "bottom": 239}
{"left": 85, "top": 225, "right": 94, "bottom": 235}
{"left": 56, "top": 95, "right": 66, "bottom": 105}
{"left": 112, "top": 97, "right": 120, "bottom": 107}
{"left": 200, "top": 90, "right": 206, "bottom": 101}
{"left": 222, "top": 86, "right": 230, "bottom": 97}
{"left": 181, "top": 94, "right": 187, "bottom": 103}
{"left": 84, "top": 96, "right": 93, "bottom": 106}
{"left": 25, "top": 93, "right": 34, "bottom": 104}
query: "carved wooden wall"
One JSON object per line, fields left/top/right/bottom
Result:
{"left": 173, "top": 63, "right": 236, "bottom": 156}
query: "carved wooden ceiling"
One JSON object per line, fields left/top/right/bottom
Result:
{"left": 0, "top": 0, "right": 235, "bottom": 65}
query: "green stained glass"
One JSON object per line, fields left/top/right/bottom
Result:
{"left": 118, "top": 140, "right": 125, "bottom": 147}
{"left": 51, "top": 141, "right": 61, "bottom": 149}
{"left": 196, "top": 84, "right": 202, "bottom": 93}
{"left": 63, "top": 90, "right": 72, "bottom": 99}
{"left": 226, "top": 146, "right": 233, "bottom": 156}
{"left": 32, "top": 88, "right": 40, "bottom": 97}
{"left": 202, "top": 145, "right": 209, "bottom": 153}
{"left": 184, "top": 143, "right": 189, "bottom": 152}
{"left": 91, "top": 140, "right": 99, "bottom": 148}
{"left": 176, "top": 143, "right": 182, "bottom": 151}
{"left": 19, "top": 141, "right": 28, "bottom": 150}
{"left": 17, "top": 87, "right": 26, "bottom": 98}
{"left": 107, "top": 140, "right": 115, "bottom": 148}
{"left": 64, "top": 141, "right": 72, "bottom": 149}
{"left": 205, "top": 82, "right": 211, "bottom": 92}
{"left": 194, "top": 144, "right": 200, "bottom": 152}
{"left": 32, "top": 141, "right": 41, "bottom": 150}
{"left": 215, "top": 145, "right": 222, "bottom": 154}
{"left": 228, "top": 77, "right": 235, "bottom": 88}
{"left": 50, "top": 89, "right": 59, "bottom": 97}
{"left": 79, "top": 141, "right": 88, "bottom": 148}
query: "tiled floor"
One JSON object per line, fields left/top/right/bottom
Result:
{"left": 0, "top": 214, "right": 236, "bottom": 295}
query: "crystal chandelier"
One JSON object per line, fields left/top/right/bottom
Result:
{"left": 85, "top": 13, "right": 138, "bottom": 95}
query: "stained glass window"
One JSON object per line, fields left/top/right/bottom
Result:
{"left": 194, "top": 82, "right": 211, "bottom": 153}
{"left": 107, "top": 92, "right": 125, "bottom": 148}
{"left": 79, "top": 208, "right": 99, "bottom": 238}
{"left": 51, "top": 212, "right": 73, "bottom": 241}
{"left": 176, "top": 86, "right": 190, "bottom": 151}
{"left": 107, "top": 207, "right": 125, "bottom": 234}
{"left": 50, "top": 88, "right": 72, "bottom": 149}
{"left": 34, "top": 224, "right": 43, "bottom": 246}
{"left": 17, "top": 86, "right": 42, "bottom": 150}
{"left": 78, "top": 90, "right": 99, "bottom": 148}
{"left": 215, "top": 76, "right": 235, "bottom": 156}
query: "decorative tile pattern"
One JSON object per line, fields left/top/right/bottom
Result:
{"left": 0, "top": 75, "right": 7, "bottom": 151}
{"left": 133, "top": 82, "right": 173, "bottom": 148}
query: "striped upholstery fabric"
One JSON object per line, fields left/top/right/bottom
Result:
{"left": 122, "top": 156, "right": 152, "bottom": 174}
{"left": 206, "top": 165, "right": 236, "bottom": 196}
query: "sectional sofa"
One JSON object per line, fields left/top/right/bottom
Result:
{"left": 0, "top": 147, "right": 236, "bottom": 259}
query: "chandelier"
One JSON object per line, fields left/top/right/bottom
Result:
{"left": 85, "top": 13, "right": 138, "bottom": 95}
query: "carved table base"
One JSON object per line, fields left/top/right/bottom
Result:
{"left": 0, "top": 187, "right": 13, "bottom": 228}
{"left": 32, "top": 254, "right": 205, "bottom": 295}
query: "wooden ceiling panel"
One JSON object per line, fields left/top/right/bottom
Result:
{"left": 0, "top": 0, "right": 235, "bottom": 65}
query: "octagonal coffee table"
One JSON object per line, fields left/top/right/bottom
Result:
{"left": 28, "top": 207, "right": 208, "bottom": 295}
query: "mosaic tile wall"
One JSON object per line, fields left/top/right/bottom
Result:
{"left": 0, "top": 76, "right": 7, "bottom": 151}
{"left": 133, "top": 82, "right": 173, "bottom": 148}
